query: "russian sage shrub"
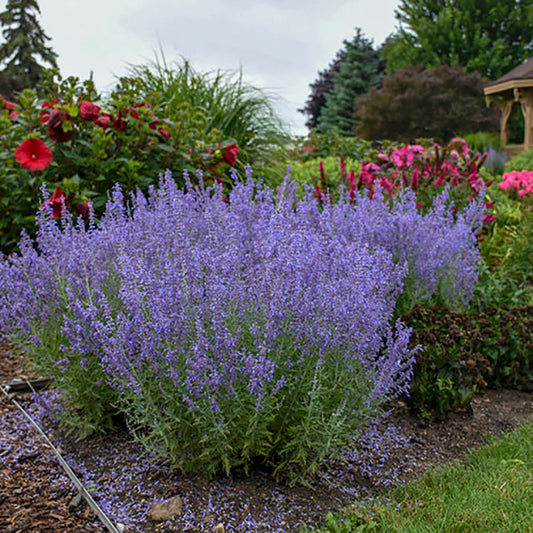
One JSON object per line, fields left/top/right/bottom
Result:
{"left": 0, "top": 169, "right": 482, "bottom": 482}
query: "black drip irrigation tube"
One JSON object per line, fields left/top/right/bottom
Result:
{"left": 1, "top": 379, "right": 122, "bottom": 533}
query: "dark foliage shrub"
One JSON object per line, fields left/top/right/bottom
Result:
{"left": 403, "top": 303, "right": 533, "bottom": 418}
{"left": 355, "top": 65, "right": 499, "bottom": 143}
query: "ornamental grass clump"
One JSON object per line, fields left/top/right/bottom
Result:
{"left": 0, "top": 170, "right": 483, "bottom": 483}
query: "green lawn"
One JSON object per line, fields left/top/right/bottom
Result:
{"left": 315, "top": 422, "right": 533, "bottom": 533}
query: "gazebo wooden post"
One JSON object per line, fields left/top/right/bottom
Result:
{"left": 515, "top": 88, "right": 533, "bottom": 150}
{"left": 493, "top": 98, "right": 514, "bottom": 148}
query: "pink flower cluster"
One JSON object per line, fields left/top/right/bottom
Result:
{"left": 499, "top": 170, "right": 533, "bottom": 197}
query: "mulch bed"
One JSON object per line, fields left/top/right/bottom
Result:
{"left": 1, "top": 343, "right": 532, "bottom": 532}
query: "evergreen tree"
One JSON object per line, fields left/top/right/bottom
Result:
{"left": 317, "top": 29, "right": 384, "bottom": 135}
{"left": 0, "top": 0, "right": 58, "bottom": 91}
{"left": 299, "top": 49, "right": 347, "bottom": 131}
{"left": 383, "top": 0, "right": 533, "bottom": 79}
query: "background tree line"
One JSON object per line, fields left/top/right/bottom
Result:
{"left": 300, "top": 0, "right": 533, "bottom": 143}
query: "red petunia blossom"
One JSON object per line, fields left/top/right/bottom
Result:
{"left": 223, "top": 143, "right": 239, "bottom": 166}
{"left": 79, "top": 100, "right": 101, "bottom": 120}
{"left": 15, "top": 139, "right": 53, "bottom": 171}
{"left": 43, "top": 186, "right": 68, "bottom": 218}
{"left": 8, "top": 110, "right": 19, "bottom": 121}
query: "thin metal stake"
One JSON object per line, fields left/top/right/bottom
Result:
{"left": 1, "top": 384, "right": 121, "bottom": 533}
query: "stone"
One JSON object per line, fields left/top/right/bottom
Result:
{"left": 68, "top": 491, "right": 83, "bottom": 508}
{"left": 149, "top": 495, "right": 183, "bottom": 521}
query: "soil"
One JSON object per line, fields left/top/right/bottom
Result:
{"left": 1, "top": 343, "right": 532, "bottom": 532}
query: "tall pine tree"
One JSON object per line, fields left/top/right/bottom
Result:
{"left": 0, "top": 0, "right": 58, "bottom": 93}
{"left": 316, "top": 29, "right": 384, "bottom": 135}
{"left": 299, "top": 49, "right": 348, "bottom": 131}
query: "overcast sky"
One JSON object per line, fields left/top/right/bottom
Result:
{"left": 3, "top": 0, "right": 401, "bottom": 135}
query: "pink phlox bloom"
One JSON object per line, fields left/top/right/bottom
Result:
{"left": 392, "top": 145, "right": 414, "bottom": 168}
{"left": 451, "top": 138, "right": 469, "bottom": 155}
{"left": 408, "top": 145, "right": 426, "bottom": 158}
{"left": 365, "top": 162, "right": 381, "bottom": 173}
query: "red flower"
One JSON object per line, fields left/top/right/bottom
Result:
{"left": 223, "top": 143, "right": 239, "bottom": 166}
{"left": 149, "top": 117, "right": 160, "bottom": 130}
{"left": 111, "top": 112, "right": 126, "bottom": 131}
{"left": 43, "top": 187, "right": 68, "bottom": 218}
{"left": 41, "top": 100, "right": 58, "bottom": 110}
{"left": 15, "top": 139, "right": 53, "bottom": 171}
{"left": 74, "top": 200, "right": 91, "bottom": 219}
{"left": 8, "top": 110, "right": 19, "bottom": 121}
{"left": 1, "top": 98, "right": 17, "bottom": 110}
{"left": 48, "top": 109, "right": 72, "bottom": 142}
{"left": 158, "top": 127, "right": 171, "bottom": 140}
{"left": 79, "top": 100, "right": 101, "bottom": 120}
{"left": 94, "top": 114, "right": 111, "bottom": 129}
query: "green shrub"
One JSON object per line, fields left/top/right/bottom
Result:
{"left": 463, "top": 131, "right": 500, "bottom": 152}
{"left": 505, "top": 147, "right": 533, "bottom": 172}
{"left": 297, "top": 128, "right": 372, "bottom": 161}
{"left": 260, "top": 154, "right": 361, "bottom": 196}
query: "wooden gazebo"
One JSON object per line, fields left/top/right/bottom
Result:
{"left": 484, "top": 58, "right": 533, "bottom": 155}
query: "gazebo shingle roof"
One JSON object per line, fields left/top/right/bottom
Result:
{"left": 485, "top": 57, "right": 533, "bottom": 88}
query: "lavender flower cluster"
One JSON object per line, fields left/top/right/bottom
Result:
{"left": 0, "top": 168, "right": 483, "bottom": 481}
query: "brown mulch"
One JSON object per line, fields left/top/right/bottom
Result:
{"left": 1, "top": 343, "right": 532, "bottom": 532}
{"left": 0, "top": 345, "right": 106, "bottom": 532}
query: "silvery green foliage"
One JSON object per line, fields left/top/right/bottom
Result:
{"left": 0, "top": 169, "right": 483, "bottom": 481}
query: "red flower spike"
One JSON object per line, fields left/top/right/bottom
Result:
{"left": 15, "top": 139, "right": 53, "bottom": 171}
{"left": 340, "top": 155, "right": 347, "bottom": 180}
{"left": 319, "top": 160, "right": 327, "bottom": 190}
{"left": 315, "top": 184, "right": 323, "bottom": 202}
